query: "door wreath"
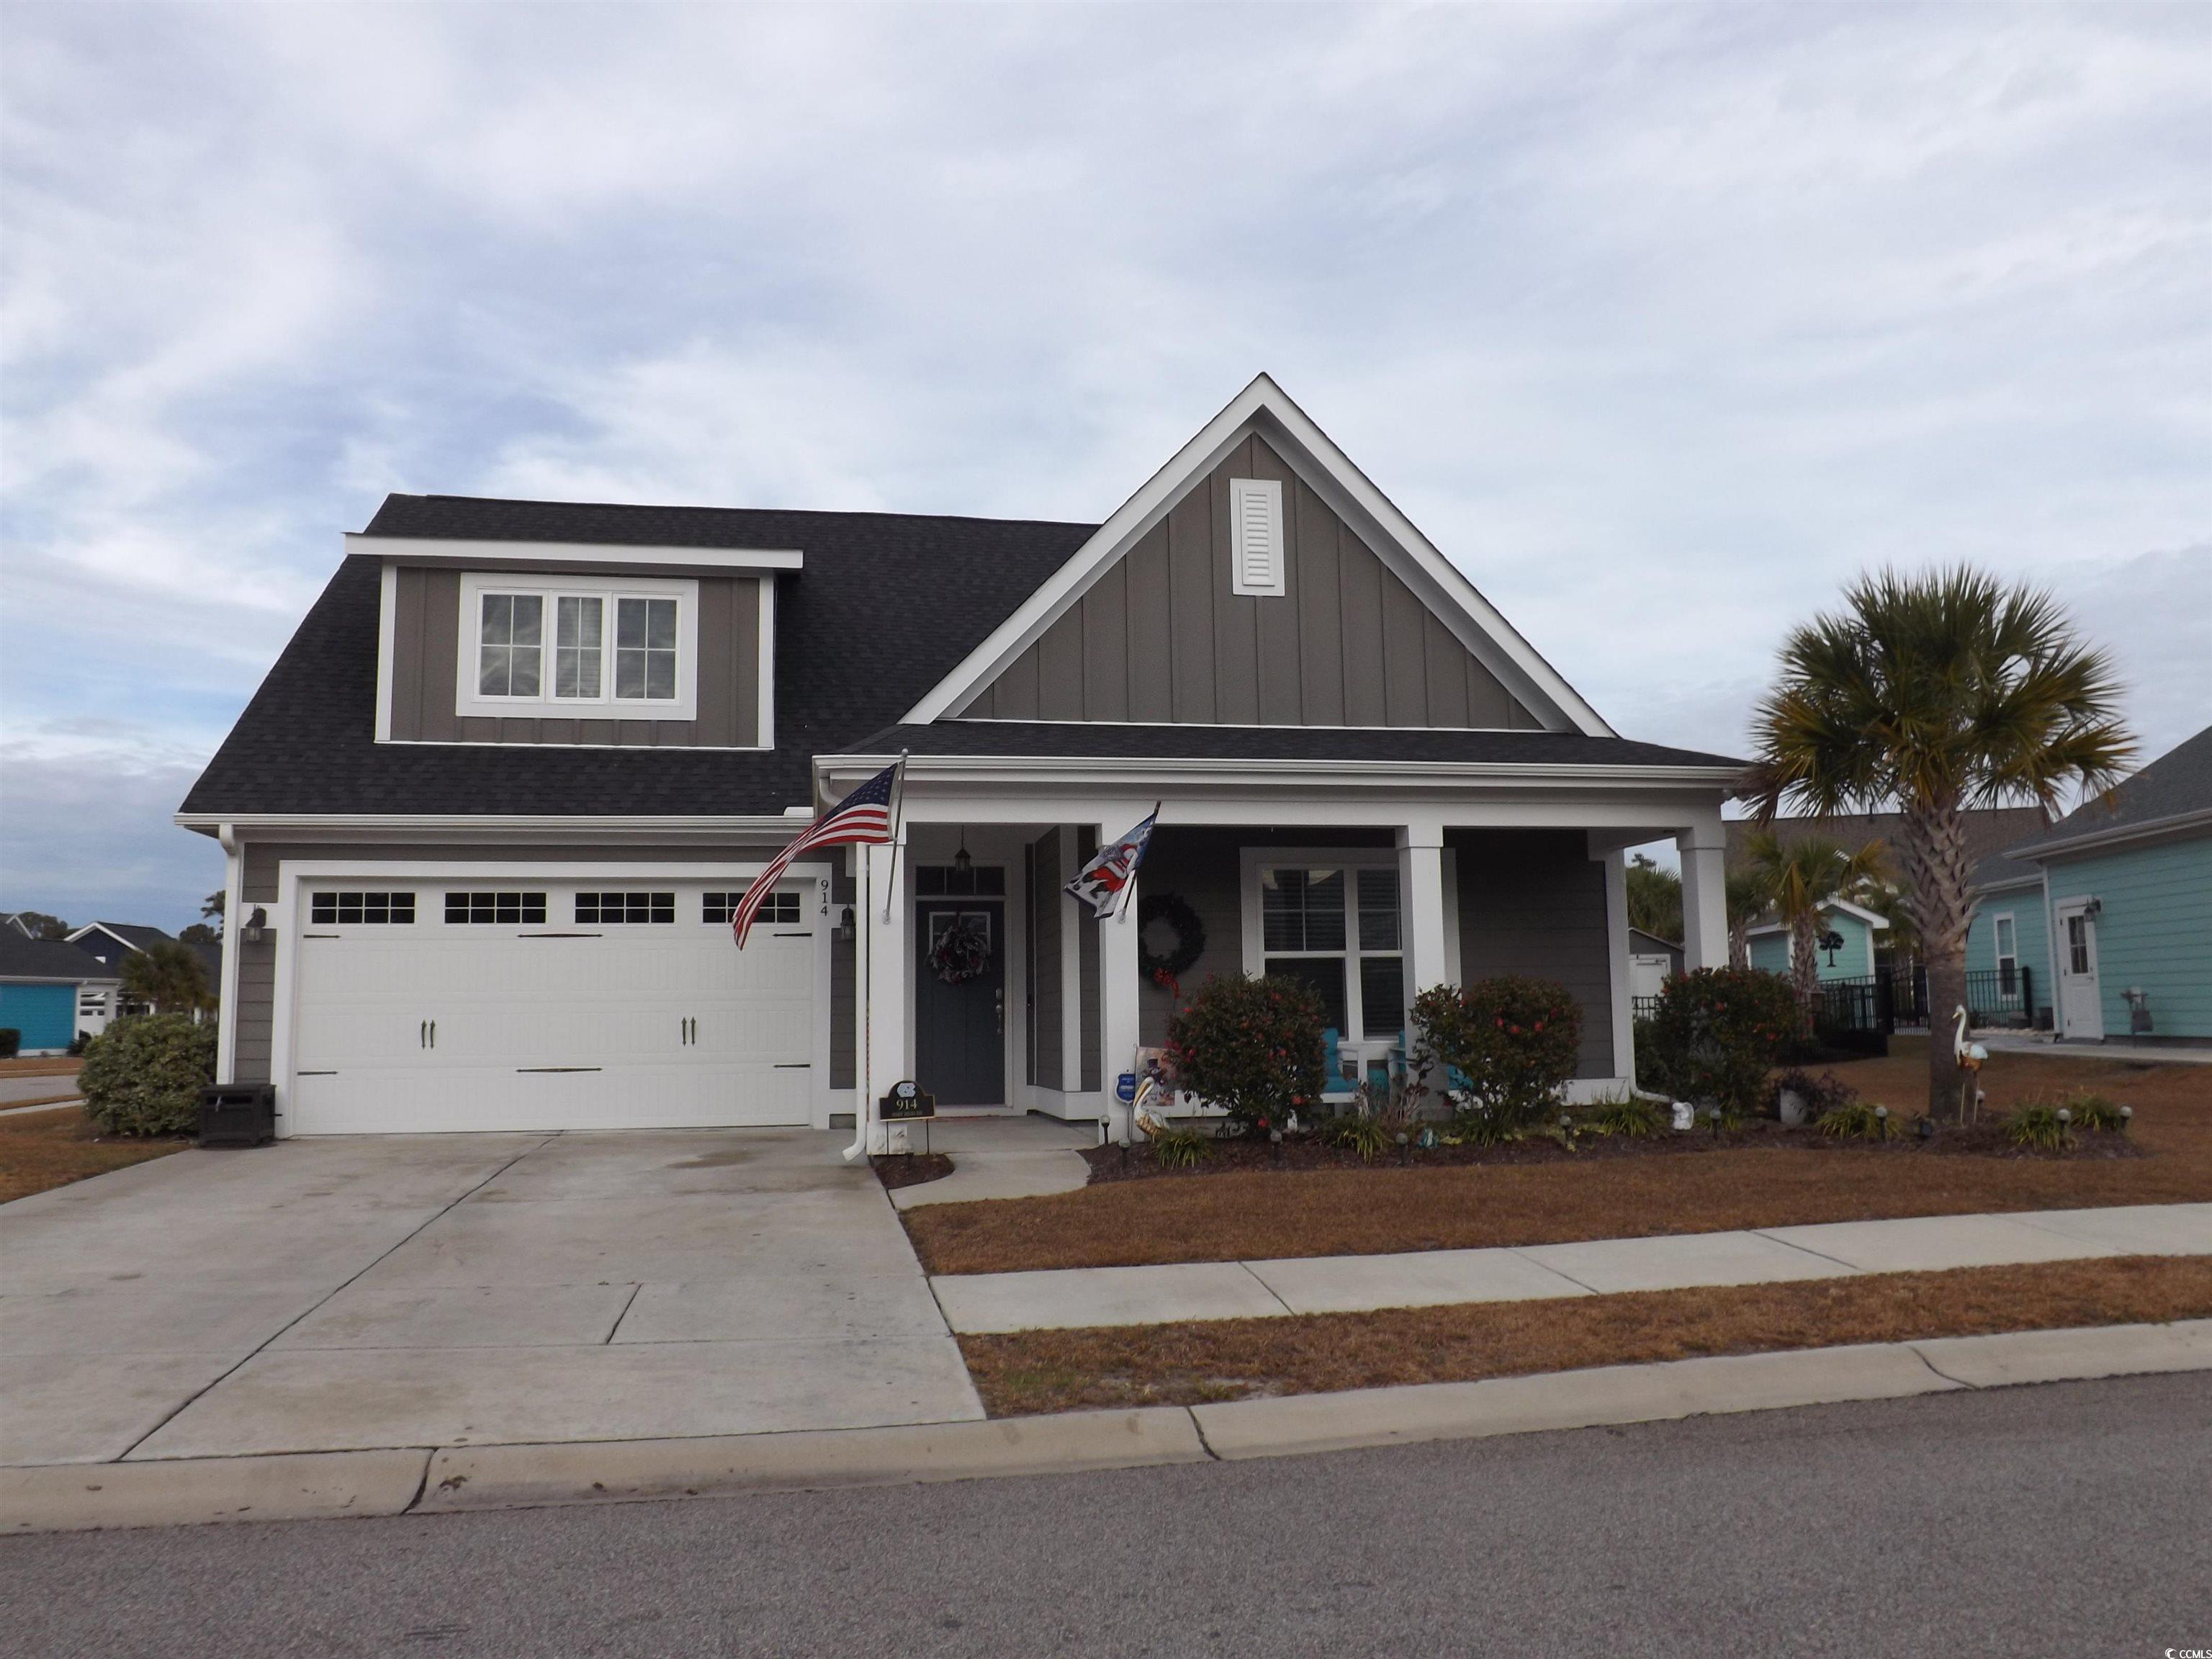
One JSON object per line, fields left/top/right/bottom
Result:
{"left": 1138, "top": 892, "right": 1206, "bottom": 981}
{"left": 927, "top": 912, "right": 993, "bottom": 984}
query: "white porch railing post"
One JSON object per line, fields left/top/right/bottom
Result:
{"left": 1098, "top": 815, "right": 1145, "bottom": 1115}
{"left": 863, "top": 830, "right": 910, "bottom": 1154}
{"left": 1678, "top": 815, "right": 1730, "bottom": 971}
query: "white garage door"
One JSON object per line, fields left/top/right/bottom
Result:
{"left": 286, "top": 877, "right": 818, "bottom": 1134}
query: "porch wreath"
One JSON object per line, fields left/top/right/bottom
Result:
{"left": 1138, "top": 892, "right": 1206, "bottom": 982}
{"left": 927, "top": 912, "right": 993, "bottom": 984}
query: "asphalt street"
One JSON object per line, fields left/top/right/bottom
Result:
{"left": 6, "top": 1373, "right": 2207, "bottom": 1658}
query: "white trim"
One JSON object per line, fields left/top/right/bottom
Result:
{"left": 1743, "top": 898, "right": 1892, "bottom": 938}
{"left": 455, "top": 573, "right": 699, "bottom": 723}
{"left": 216, "top": 824, "right": 243, "bottom": 1085}
{"left": 1992, "top": 909, "right": 2020, "bottom": 997}
{"left": 64, "top": 922, "right": 150, "bottom": 958}
{"left": 267, "top": 856, "right": 836, "bottom": 1137}
{"left": 347, "top": 533, "right": 802, "bottom": 572}
{"left": 1599, "top": 841, "right": 1634, "bottom": 1084}
{"left": 2012, "top": 805, "right": 2212, "bottom": 860}
{"left": 820, "top": 751, "right": 1742, "bottom": 791}
{"left": 757, "top": 574, "right": 776, "bottom": 750}
{"left": 902, "top": 373, "right": 1614, "bottom": 736}
{"left": 1058, "top": 827, "right": 1082, "bottom": 1094}
{"left": 1228, "top": 477, "right": 1285, "bottom": 597}
{"left": 374, "top": 562, "right": 397, "bottom": 745}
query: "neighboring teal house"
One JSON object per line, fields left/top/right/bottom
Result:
{"left": 1744, "top": 898, "right": 1887, "bottom": 982}
{"left": 0, "top": 931, "right": 119, "bottom": 1056}
{"left": 1986, "top": 725, "right": 2212, "bottom": 1047}
{"left": 1964, "top": 854, "right": 2054, "bottom": 1028}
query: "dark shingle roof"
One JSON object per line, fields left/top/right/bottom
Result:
{"left": 837, "top": 720, "right": 1743, "bottom": 769}
{"left": 181, "top": 498, "right": 1095, "bottom": 818}
{"left": 2007, "top": 725, "right": 2212, "bottom": 855}
{"left": 0, "top": 932, "right": 117, "bottom": 983}
{"left": 1725, "top": 806, "right": 2048, "bottom": 876}
{"left": 81, "top": 922, "right": 174, "bottom": 952}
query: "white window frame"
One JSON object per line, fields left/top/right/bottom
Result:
{"left": 1237, "top": 847, "right": 1406, "bottom": 1055}
{"left": 1992, "top": 911, "right": 2018, "bottom": 995}
{"left": 1228, "top": 477, "right": 1285, "bottom": 597}
{"left": 455, "top": 572, "right": 699, "bottom": 722}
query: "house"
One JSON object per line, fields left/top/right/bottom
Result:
{"left": 0, "top": 932, "right": 121, "bottom": 1055}
{"left": 1964, "top": 853, "right": 2053, "bottom": 1029}
{"left": 1627, "top": 927, "right": 1683, "bottom": 1007}
{"left": 1981, "top": 725, "right": 2212, "bottom": 1046}
{"left": 1744, "top": 899, "right": 1888, "bottom": 983}
{"left": 64, "top": 921, "right": 222, "bottom": 1025}
{"left": 176, "top": 375, "right": 1745, "bottom": 1143}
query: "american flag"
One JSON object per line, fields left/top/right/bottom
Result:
{"left": 731, "top": 760, "right": 902, "bottom": 948}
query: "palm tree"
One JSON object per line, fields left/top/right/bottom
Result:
{"left": 1725, "top": 868, "right": 1769, "bottom": 971}
{"left": 120, "top": 940, "right": 214, "bottom": 1017}
{"left": 1742, "top": 832, "right": 1886, "bottom": 1019}
{"left": 1743, "top": 567, "right": 2131, "bottom": 1119}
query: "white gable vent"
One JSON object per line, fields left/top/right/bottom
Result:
{"left": 1228, "top": 477, "right": 1285, "bottom": 596}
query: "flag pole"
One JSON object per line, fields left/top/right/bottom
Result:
{"left": 880, "top": 750, "right": 910, "bottom": 924}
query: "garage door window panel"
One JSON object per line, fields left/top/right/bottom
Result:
{"left": 704, "top": 889, "right": 800, "bottom": 925}
{"left": 446, "top": 891, "right": 548, "bottom": 925}
{"left": 576, "top": 891, "right": 676, "bottom": 925}
{"left": 310, "top": 891, "right": 416, "bottom": 925}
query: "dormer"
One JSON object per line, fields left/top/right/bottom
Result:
{"left": 359, "top": 532, "right": 799, "bottom": 750}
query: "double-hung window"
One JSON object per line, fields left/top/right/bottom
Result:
{"left": 1254, "top": 861, "right": 1405, "bottom": 1040}
{"left": 457, "top": 575, "right": 696, "bottom": 721}
{"left": 1993, "top": 914, "right": 2018, "bottom": 997}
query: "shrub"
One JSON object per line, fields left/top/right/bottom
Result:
{"left": 2064, "top": 1093, "right": 2126, "bottom": 1133}
{"left": 1639, "top": 968, "right": 1799, "bottom": 1119}
{"left": 1814, "top": 1100, "right": 1889, "bottom": 1141}
{"left": 1318, "top": 1112, "right": 1391, "bottom": 1161}
{"left": 1589, "top": 1095, "right": 1667, "bottom": 1138}
{"left": 2001, "top": 1102, "right": 2074, "bottom": 1151}
{"left": 66, "top": 1030, "right": 91, "bottom": 1056}
{"left": 0, "top": 1027, "right": 19, "bottom": 1059}
{"left": 1164, "top": 973, "right": 1326, "bottom": 1132}
{"left": 78, "top": 1014, "right": 215, "bottom": 1136}
{"left": 1150, "top": 1125, "right": 1215, "bottom": 1169}
{"left": 1411, "top": 976, "right": 1583, "bottom": 1140}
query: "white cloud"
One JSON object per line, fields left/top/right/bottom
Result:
{"left": 1, "top": 1, "right": 2205, "bottom": 922}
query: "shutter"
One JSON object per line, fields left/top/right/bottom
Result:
{"left": 1229, "top": 478, "right": 1285, "bottom": 596}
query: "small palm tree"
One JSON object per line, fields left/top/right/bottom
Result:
{"left": 1725, "top": 868, "right": 1768, "bottom": 971}
{"left": 120, "top": 940, "right": 214, "bottom": 1017}
{"left": 1742, "top": 832, "right": 1886, "bottom": 1020}
{"left": 1743, "top": 567, "right": 2131, "bottom": 1119}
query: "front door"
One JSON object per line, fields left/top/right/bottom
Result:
{"left": 914, "top": 899, "right": 1007, "bottom": 1105}
{"left": 2056, "top": 902, "right": 2103, "bottom": 1040}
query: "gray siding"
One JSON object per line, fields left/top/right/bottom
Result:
{"left": 1030, "top": 832, "right": 1063, "bottom": 1087}
{"left": 232, "top": 839, "right": 791, "bottom": 1087}
{"left": 387, "top": 566, "right": 764, "bottom": 747}
{"left": 1451, "top": 830, "right": 1617, "bottom": 1079}
{"left": 963, "top": 435, "right": 1538, "bottom": 730}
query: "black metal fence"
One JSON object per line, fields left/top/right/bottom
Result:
{"left": 1632, "top": 964, "right": 2036, "bottom": 1036}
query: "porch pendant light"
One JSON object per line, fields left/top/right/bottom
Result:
{"left": 953, "top": 828, "right": 972, "bottom": 875}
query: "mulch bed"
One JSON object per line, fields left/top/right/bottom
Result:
{"left": 960, "top": 1254, "right": 2212, "bottom": 1416}
{"left": 872, "top": 1152, "right": 956, "bottom": 1191}
{"left": 1079, "top": 1119, "right": 2144, "bottom": 1184}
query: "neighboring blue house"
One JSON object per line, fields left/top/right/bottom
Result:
{"left": 1745, "top": 899, "right": 1887, "bottom": 983}
{"left": 1964, "top": 854, "right": 2055, "bottom": 1028}
{"left": 0, "top": 932, "right": 121, "bottom": 1055}
{"left": 1977, "top": 724, "right": 2212, "bottom": 1046}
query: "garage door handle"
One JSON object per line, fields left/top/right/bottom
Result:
{"left": 420, "top": 1020, "right": 427, "bottom": 1049}
{"left": 429, "top": 1020, "right": 436, "bottom": 1049}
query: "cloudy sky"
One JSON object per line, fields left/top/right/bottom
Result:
{"left": 4, "top": 3, "right": 2207, "bottom": 929}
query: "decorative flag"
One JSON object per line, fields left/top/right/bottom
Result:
{"left": 1064, "top": 804, "right": 1159, "bottom": 920}
{"left": 732, "top": 761, "right": 902, "bottom": 948}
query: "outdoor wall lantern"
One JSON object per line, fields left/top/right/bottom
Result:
{"left": 836, "top": 906, "right": 855, "bottom": 941}
{"left": 240, "top": 906, "right": 269, "bottom": 945}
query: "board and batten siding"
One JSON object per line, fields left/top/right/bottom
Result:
{"left": 1452, "top": 830, "right": 1617, "bottom": 1079}
{"left": 961, "top": 435, "right": 1539, "bottom": 730}
{"left": 2045, "top": 835, "right": 2212, "bottom": 1040}
{"left": 386, "top": 566, "right": 765, "bottom": 747}
{"left": 230, "top": 840, "right": 792, "bottom": 1085}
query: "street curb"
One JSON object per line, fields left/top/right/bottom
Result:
{"left": 2, "top": 1322, "right": 2203, "bottom": 1534}
{"left": 1, "top": 1449, "right": 431, "bottom": 1534}
{"left": 418, "top": 1406, "right": 1209, "bottom": 1514}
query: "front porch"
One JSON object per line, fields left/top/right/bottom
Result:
{"left": 831, "top": 776, "right": 1737, "bottom": 1148}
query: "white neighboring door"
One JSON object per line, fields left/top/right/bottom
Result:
{"left": 287, "top": 878, "right": 817, "bottom": 1134}
{"left": 1629, "top": 954, "right": 1671, "bottom": 1003}
{"left": 2054, "top": 902, "right": 2103, "bottom": 1041}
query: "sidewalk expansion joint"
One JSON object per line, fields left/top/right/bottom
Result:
{"left": 1907, "top": 1346, "right": 1979, "bottom": 1390}
{"left": 1239, "top": 1262, "right": 1299, "bottom": 1318}
{"left": 1749, "top": 1230, "right": 1868, "bottom": 1274}
{"left": 1504, "top": 1249, "right": 1604, "bottom": 1296}
{"left": 1184, "top": 1408, "right": 1223, "bottom": 1462}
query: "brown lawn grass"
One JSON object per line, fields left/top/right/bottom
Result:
{"left": 0, "top": 1106, "right": 186, "bottom": 1204}
{"left": 961, "top": 1254, "right": 2212, "bottom": 1416}
{"left": 906, "top": 1040, "right": 2212, "bottom": 1274}
{"left": 0, "top": 1056, "right": 83, "bottom": 1079}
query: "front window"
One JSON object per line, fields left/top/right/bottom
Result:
{"left": 477, "top": 595, "right": 543, "bottom": 698}
{"left": 1261, "top": 864, "right": 1403, "bottom": 1039}
{"left": 459, "top": 577, "right": 694, "bottom": 718}
{"left": 614, "top": 597, "right": 678, "bottom": 701}
{"left": 1993, "top": 914, "right": 2018, "bottom": 995}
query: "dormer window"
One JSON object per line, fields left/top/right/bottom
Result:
{"left": 456, "top": 573, "right": 698, "bottom": 721}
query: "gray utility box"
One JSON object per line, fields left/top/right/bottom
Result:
{"left": 198, "top": 1084, "right": 276, "bottom": 1148}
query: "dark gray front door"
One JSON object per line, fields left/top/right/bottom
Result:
{"left": 914, "top": 900, "right": 1006, "bottom": 1106}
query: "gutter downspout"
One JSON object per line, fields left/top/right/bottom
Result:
{"left": 215, "top": 824, "right": 243, "bottom": 1084}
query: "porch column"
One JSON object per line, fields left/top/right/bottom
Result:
{"left": 1098, "top": 814, "right": 1144, "bottom": 1099}
{"left": 861, "top": 830, "right": 910, "bottom": 1154}
{"left": 1678, "top": 815, "right": 1729, "bottom": 971}
{"left": 1397, "top": 819, "right": 1452, "bottom": 1009}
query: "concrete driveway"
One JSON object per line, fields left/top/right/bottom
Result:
{"left": 1, "top": 1130, "right": 981, "bottom": 1466}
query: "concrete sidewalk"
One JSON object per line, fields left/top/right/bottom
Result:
{"left": 7, "top": 1320, "right": 2206, "bottom": 1533}
{"left": 888, "top": 1114, "right": 1094, "bottom": 1210}
{"left": 928, "top": 1202, "right": 2212, "bottom": 1333}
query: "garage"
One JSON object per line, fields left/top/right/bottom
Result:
{"left": 282, "top": 874, "right": 822, "bottom": 1135}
